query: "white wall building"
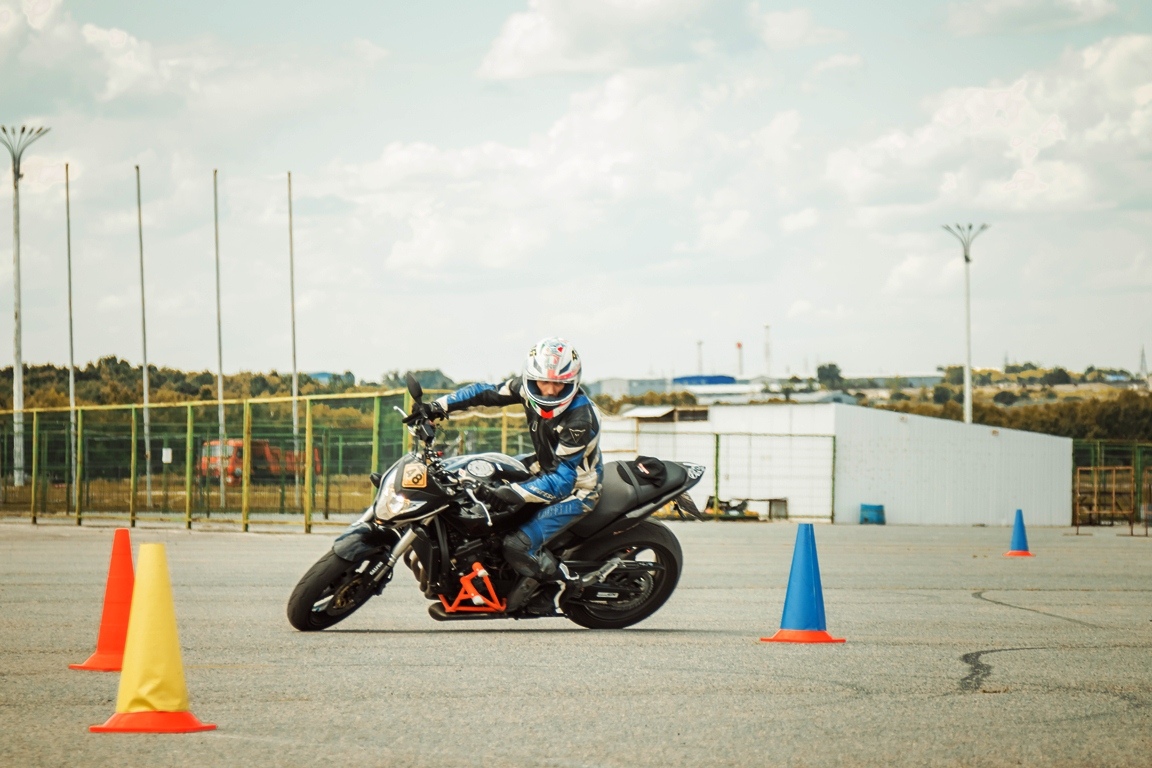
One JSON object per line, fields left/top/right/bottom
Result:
{"left": 601, "top": 403, "right": 1072, "bottom": 526}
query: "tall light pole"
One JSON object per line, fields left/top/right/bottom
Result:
{"left": 65, "top": 164, "right": 77, "bottom": 510}
{"left": 943, "top": 222, "right": 989, "bottom": 425}
{"left": 135, "top": 166, "right": 152, "bottom": 506}
{"left": 763, "top": 323, "right": 771, "bottom": 380}
{"left": 1, "top": 125, "right": 50, "bottom": 487}
{"left": 287, "top": 171, "right": 300, "bottom": 506}
{"left": 213, "top": 170, "right": 226, "bottom": 509}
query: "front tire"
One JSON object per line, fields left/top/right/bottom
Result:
{"left": 287, "top": 549, "right": 380, "bottom": 631}
{"left": 565, "top": 520, "right": 683, "bottom": 630}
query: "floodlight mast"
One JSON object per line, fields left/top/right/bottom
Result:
{"left": 135, "top": 165, "right": 152, "bottom": 507}
{"left": 287, "top": 171, "right": 300, "bottom": 506}
{"left": 942, "top": 222, "right": 989, "bottom": 425}
{"left": 65, "top": 164, "right": 77, "bottom": 510}
{"left": 213, "top": 170, "right": 226, "bottom": 510}
{"left": 0, "top": 125, "right": 50, "bottom": 487}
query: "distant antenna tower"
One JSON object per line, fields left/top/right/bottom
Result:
{"left": 696, "top": 340, "right": 703, "bottom": 375}
{"left": 763, "top": 324, "right": 771, "bottom": 379}
{"left": 736, "top": 341, "right": 743, "bottom": 377}
{"left": 1141, "top": 345, "right": 1148, "bottom": 380}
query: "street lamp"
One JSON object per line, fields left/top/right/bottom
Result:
{"left": 0, "top": 125, "right": 50, "bottom": 487}
{"left": 942, "top": 222, "right": 989, "bottom": 425}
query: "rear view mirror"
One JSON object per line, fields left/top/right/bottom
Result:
{"left": 405, "top": 372, "right": 423, "bottom": 402}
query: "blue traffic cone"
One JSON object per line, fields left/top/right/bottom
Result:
{"left": 761, "top": 524, "right": 845, "bottom": 644}
{"left": 1004, "top": 509, "right": 1034, "bottom": 557}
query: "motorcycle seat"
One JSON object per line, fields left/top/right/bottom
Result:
{"left": 569, "top": 460, "right": 687, "bottom": 538}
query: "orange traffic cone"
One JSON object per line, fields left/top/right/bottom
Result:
{"left": 90, "top": 543, "right": 216, "bottom": 733}
{"left": 70, "top": 528, "right": 135, "bottom": 672}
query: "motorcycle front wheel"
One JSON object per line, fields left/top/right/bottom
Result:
{"left": 565, "top": 519, "right": 683, "bottom": 630}
{"left": 287, "top": 549, "right": 383, "bottom": 631}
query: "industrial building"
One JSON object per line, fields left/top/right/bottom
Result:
{"left": 601, "top": 403, "right": 1072, "bottom": 526}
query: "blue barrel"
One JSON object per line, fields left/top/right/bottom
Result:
{"left": 859, "top": 504, "right": 885, "bottom": 525}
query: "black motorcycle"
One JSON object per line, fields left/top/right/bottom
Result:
{"left": 287, "top": 375, "right": 705, "bottom": 631}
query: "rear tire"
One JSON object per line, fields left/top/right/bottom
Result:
{"left": 565, "top": 520, "right": 682, "bottom": 630}
{"left": 287, "top": 549, "right": 378, "bottom": 631}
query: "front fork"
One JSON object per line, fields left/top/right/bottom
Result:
{"left": 371, "top": 527, "right": 418, "bottom": 594}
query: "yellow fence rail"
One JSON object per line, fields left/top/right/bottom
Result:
{"left": 0, "top": 389, "right": 532, "bottom": 533}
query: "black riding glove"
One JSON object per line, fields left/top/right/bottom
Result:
{"left": 402, "top": 401, "right": 447, "bottom": 424}
{"left": 475, "top": 483, "right": 525, "bottom": 512}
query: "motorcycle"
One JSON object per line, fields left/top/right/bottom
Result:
{"left": 287, "top": 374, "right": 706, "bottom": 631}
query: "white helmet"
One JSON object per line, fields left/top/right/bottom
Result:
{"left": 522, "top": 337, "right": 581, "bottom": 418}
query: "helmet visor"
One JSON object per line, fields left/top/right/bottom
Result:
{"left": 524, "top": 379, "right": 577, "bottom": 409}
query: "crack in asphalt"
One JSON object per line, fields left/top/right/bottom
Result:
{"left": 972, "top": 590, "right": 1103, "bottom": 628}
{"left": 959, "top": 647, "right": 1044, "bottom": 692}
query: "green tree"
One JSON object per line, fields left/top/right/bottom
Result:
{"left": 816, "top": 363, "right": 843, "bottom": 389}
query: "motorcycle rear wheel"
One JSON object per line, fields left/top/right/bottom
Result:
{"left": 287, "top": 549, "right": 379, "bottom": 631}
{"left": 565, "top": 519, "right": 682, "bottom": 630}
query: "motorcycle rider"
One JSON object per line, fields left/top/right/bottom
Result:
{"left": 404, "top": 337, "right": 603, "bottom": 612}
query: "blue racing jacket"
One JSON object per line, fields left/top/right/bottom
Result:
{"left": 435, "top": 378, "right": 603, "bottom": 506}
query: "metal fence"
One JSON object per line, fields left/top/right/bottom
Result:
{"left": 0, "top": 390, "right": 533, "bottom": 531}
{"left": 602, "top": 427, "right": 836, "bottom": 521}
{"left": 1072, "top": 439, "right": 1152, "bottom": 524}
{"left": 3, "top": 395, "right": 850, "bottom": 528}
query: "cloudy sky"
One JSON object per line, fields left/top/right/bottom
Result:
{"left": 3, "top": 0, "right": 1150, "bottom": 384}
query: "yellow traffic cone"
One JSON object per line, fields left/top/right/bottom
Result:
{"left": 90, "top": 543, "right": 216, "bottom": 733}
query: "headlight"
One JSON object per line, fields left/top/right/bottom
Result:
{"left": 374, "top": 470, "right": 427, "bottom": 522}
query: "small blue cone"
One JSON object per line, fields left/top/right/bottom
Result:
{"left": 761, "top": 524, "right": 845, "bottom": 643}
{"left": 1005, "top": 509, "right": 1033, "bottom": 557}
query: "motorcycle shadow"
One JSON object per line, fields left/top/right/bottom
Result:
{"left": 324, "top": 627, "right": 715, "bottom": 635}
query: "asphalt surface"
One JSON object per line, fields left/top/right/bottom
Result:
{"left": 2, "top": 519, "right": 1151, "bottom": 768}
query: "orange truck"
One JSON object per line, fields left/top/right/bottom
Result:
{"left": 199, "top": 439, "right": 321, "bottom": 485}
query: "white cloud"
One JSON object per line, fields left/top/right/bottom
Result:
{"left": 749, "top": 6, "right": 845, "bottom": 50}
{"left": 947, "top": 0, "right": 1118, "bottom": 36}
{"left": 825, "top": 36, "right": 1152, "bottom": 213}
{"left": 811, "top": 53, "right": 863, "bottom": 76}
{"left": 883, "top": 253, "right": 963, "bottom": 296}
{"left": 22, "top": 0, "right": 61, "bottom": 31}
{"left": 787, "top": 298, "right": 812, "bottom": 318}
{"left": 750, "top": 110, "right": 801, "bottom": 165}
{"left": 478, "top": 0, "right": 707, "bottom": 79}
{"left": 779, "top": 207, "right": 818, "bottom": 232}
{"left": 350, "top": 38, "right": 388, "bottom": 64}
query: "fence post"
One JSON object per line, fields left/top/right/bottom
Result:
{"left": 304, "top": 398, "right": 314, "bottom": 533}
{"left": 39, "top": 428, "right": 48, "bottom": 518}
{"left": 323, "top": 428, "right": 330, "bottom": 520}
{"left": 29, "top": 411, "right": 38, "bottom": 524}
{"left": 371, "top": 395, "right": 380, "bottom": 474}
{"left": 712, "top": 433, "right": 721, "bottom": 520}
{"left": 242, "top": 400, "right": 252, "bottom": 532}
{"left": 1134, "top": 446, "right": 1144, "bottom": 524}
{"left": 501, "top": 407, "right": 508, "bottom": 454}
{"left": 184, "top": 405, "right": 193, "bottom": 530}
{"left": 829, "top": 435, "right": 837, "bottom": 523}
{"left": 75, "top": 409, "right": 84, "bottom": 526}
{"left": 129, "top": 407, "right": 138, "bottom": 527}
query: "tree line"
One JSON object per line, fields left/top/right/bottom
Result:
{"left": 0, "top": 358, "right": 458, "bottom": 411}
{"left": 879, "top": 391, "right": 1152, "bottom": 442}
